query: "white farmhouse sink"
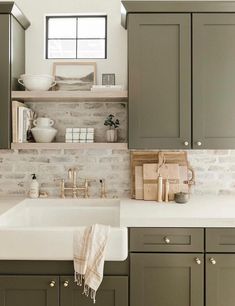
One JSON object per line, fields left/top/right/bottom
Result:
{"left": 0, "top": 199, "right": 128, "bottom": 261}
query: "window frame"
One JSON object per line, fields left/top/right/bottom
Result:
{"left": 45, "top": 15, "right": 107, "bottom": 59}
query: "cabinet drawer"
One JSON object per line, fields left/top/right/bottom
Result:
{"left": 206, "top": 228, "right": 235, "bottom": 252}
{"left": 130, "top": 228, "right": 204, "bottom": 252}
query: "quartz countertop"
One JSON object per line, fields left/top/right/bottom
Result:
{"left": 1, "top": 195, "right": 235, "bottom": 227}
{"left": 120, "top": 195, "right": 235, "bottom": 227}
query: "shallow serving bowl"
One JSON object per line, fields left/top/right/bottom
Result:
{"left": 0, "top": 199, "right": 128, "bottom": 261}
{"left": 18, "top": 74, "right": 56, "bottom": 91}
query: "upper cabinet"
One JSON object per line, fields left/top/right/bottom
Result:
{"left": 128, "top": 13, "right": 191, "bottom": 149}
{"left": 123, "top": 1, "right": 235, "bottom": 149}
{"left": 193, "top": 14, "right": 235, "bottom": 149}
{"left": 0, "top": 2, "right": 30, "bottom": 149}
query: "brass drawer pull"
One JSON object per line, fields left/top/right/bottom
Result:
{"left": 63, "top": 280, "right": 69, "bottom": 288}
{"left": 210, "top": 257, "right": 216, "bottom": 265}
{"left": 195, "top": 257, "right": 201, "bottom": 265}
{"left": 164, "top": 237, "right": 170, "bottom": 244}
{"left": 49, "top": 281, "right": 56, "bottom": 288}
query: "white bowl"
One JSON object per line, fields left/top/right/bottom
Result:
{"left": 18, "top": 74, "right": 56, "bottom": 91}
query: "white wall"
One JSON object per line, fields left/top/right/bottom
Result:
{"left": 10, "top": 0, "right": 128, "bottom": 87}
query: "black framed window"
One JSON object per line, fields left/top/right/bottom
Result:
{"left": 46, "top": 15, "right": 107, "bottom": 59}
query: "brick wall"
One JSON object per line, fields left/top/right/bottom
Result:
{"left": 0, "top": 101, "right": 234, "bottom": 197}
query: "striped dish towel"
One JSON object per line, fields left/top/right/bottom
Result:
{"left": 74, "top": 224, "right": 110, "bottom": 303}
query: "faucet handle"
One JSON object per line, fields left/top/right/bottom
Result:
{"left": 68, "top": 168, "right": 75, "bottom": 179}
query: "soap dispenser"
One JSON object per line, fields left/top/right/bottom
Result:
{"left": 29, "top": 174, "right": 39, "bottom": 198}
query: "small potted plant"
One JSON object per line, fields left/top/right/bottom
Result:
{"left": 104, "top": 114, "right": 120, "bottom": 142}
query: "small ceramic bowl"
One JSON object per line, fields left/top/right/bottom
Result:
{"left": 174, "top": 192, "right": 190, "bottom": 204}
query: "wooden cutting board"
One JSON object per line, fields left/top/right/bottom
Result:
{"left": 179, "top": 165, "right": 189, "bottom": 193}
{"left": 143, "top": 163, "right": 180, "bottom": 201}
{"left": 135, "top": 166, "right": 144, "bottom": 200}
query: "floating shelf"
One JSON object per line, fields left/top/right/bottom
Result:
{"left": 11, "top": 142, "right": 128, "bottom": 150}
{"left": 12, "top": 90, "right": 128, "bottom": 102}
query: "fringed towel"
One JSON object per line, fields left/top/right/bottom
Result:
{"left": 74, "top": 224, "right": 110, "bottom": 303}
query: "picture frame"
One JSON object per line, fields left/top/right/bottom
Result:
{"left": 52, "top": 62, "right": 97, "bottom": 91}
{"left": 102, "top": 73, "right": 115, "bottom": 86}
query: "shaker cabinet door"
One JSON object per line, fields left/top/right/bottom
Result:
{"left": 0, "top": 276, "right": 59, "bottom": 306}
{"left": 60, "top": 276, "right": 128, "bottom": 306}
{"left": 206, "top": 254, "right": 235, "bottom": 306}
{"left": 128, "top": 13, "right": 191, "bottom": 149}
{"left": 193, "top": 14, "right": 235, "bottom": 149}
{"left": 130, "top": 253, "right": 203, "bottom": 306}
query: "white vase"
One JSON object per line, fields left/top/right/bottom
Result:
{"left": 31, "top": 117, "right": 57, "bottom": 143}
{"left": 106, "top": 129, "right": 118, "bottom": 143}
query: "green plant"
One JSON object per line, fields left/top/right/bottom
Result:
{"left": 104, "top": 114, "right": 120, "bottom": 129}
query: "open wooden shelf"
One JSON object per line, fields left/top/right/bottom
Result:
{"left": 11, "top": 142, "right": 128, "bottom": 150}
{"left": 12, "top": 90, "right": 128, "bottom": 102}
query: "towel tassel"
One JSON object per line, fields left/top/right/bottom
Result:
{"left": 74, "top": 272, "right": 83, "bottom": 286}
{"left": 91, "top": 289, "right": 96, "bottom": 304}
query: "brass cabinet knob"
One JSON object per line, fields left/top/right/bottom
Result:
{"left": 197, "top": 141, "right": 202, "bottom": 146}
{"left": 184, "top": 141, "right": 189, "bottom": 146}
{"left": 164, "top": 237, "right": 170, "bottom": 244}
{"left": 210, "top": 257, "right": 216, "bottom": 265}
{"left": 195, "top": 257, "right": 201, "bottom": 265}
{"left": 49, "top": 281, "right": 56, "bottom": 288}
{"left": 63, "top": 281, "right": 69, "bottom": 288}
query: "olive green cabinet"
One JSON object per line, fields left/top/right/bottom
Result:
{"left": 128, "top": 13, "right": 191, "bottom": 149}
{"left": 60, "top": 276, "right": 128, "bottom": 306}
{"left": 0, "top": 3, "right": 30, "bottom": 149}
{"left": 193, "top": 14, "right": 235, "bottom": 149}
{"left": 0, "top": 275, "right": 128, "bottom": 306}
{"left": 130, "top": 253, "right": 203, "bottom": 306}
{"left": 206, "top": 254, "right": 235, "bottom": 306}
{"left": 0, "top": 276, "right": 59, "bottom": 306}
{"left": 127, "top": 10, "right": 235, "bottom": 149}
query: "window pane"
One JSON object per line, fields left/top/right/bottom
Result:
{"left": 77, "top": 39, "right": 105, "bottom": 58}
{"left": 48, "top": 18, "right": 76, "bottom": 38}
{"left": 48, "top": 40, "right": 76, "bottom": 58}
{"left": 77, "top": 18, "right": 106, "bottom": 38}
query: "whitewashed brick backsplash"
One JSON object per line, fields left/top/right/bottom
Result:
{"left": 0, "top": 149, "right": 235, "bottom": 197}
{"left": 0, "top": 101, "right": 235, "bottom": 197}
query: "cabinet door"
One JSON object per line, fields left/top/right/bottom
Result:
{"left": 0, "top": 276, "right": 59, "bottom": 306}
{"left": 128, "top": 13, "right": 191, "bottom": 149}
{"left": 60, "top": 276, "right": 128, "bottom": 306}
{"left": 131, "top": 253, "right": 203, "bottom": 306}
{"left": 206, "top": 254, "right": 235, "bottom": 306}
{"left": 0, "top": 14, "right": 11, "bottom": 149}
{"left": 193, "top": 14, "right": 235, "bottom": 149}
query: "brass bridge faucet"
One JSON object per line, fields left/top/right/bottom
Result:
{"left": 55, "top": 168, "right": 92, "bottom": 199}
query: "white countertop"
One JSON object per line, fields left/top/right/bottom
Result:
{"left": 120, "top": 196, "right": 235, "bottom": 227}
{"left": 1, "top": 195, "right": 235, "bottom": 227}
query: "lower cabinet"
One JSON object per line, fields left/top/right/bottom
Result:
{"left": 130, "top": 253, "right": 204, "bottom": 306}
{"left": 0, "top": 275, "right": 128, "bottom": 306}
{"left": 61, "top": 276, "right": 128, "bottom": 306}
{"left": 206, "top": 254, "right": 235, "bottom": 306}
{"left": 0, "top": 276, "right": 59, "bottom": 306}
